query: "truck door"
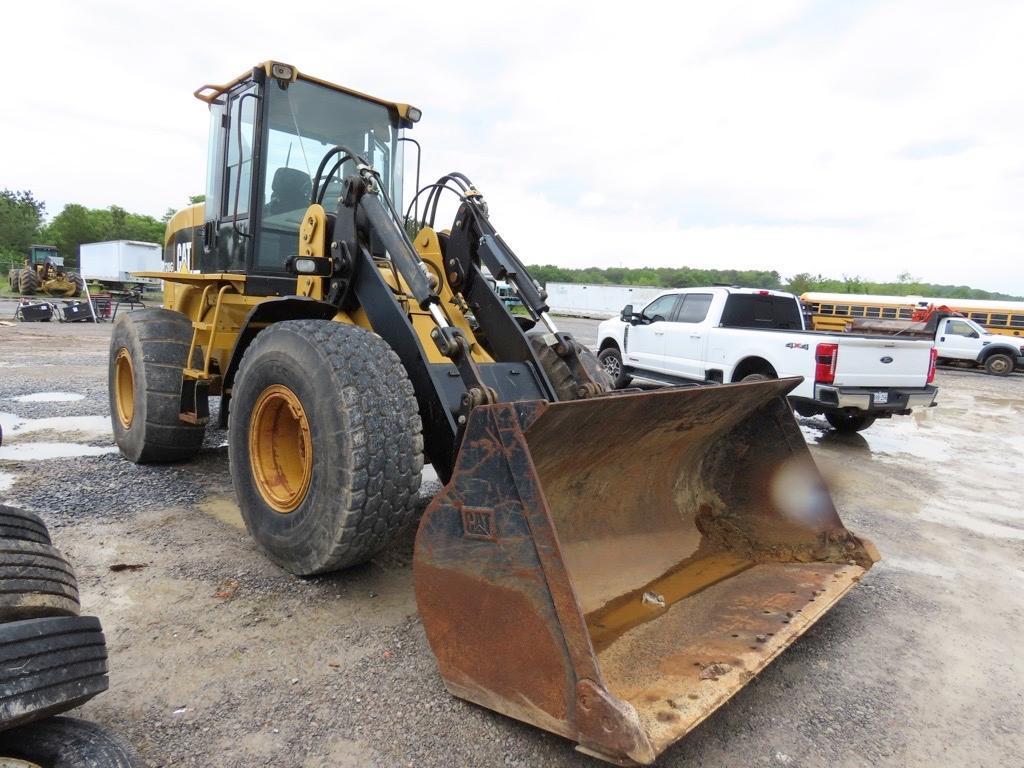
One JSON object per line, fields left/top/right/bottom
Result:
{"left": 661, "top": 293, "right": 714, "bottom": 379}
{"left": 938, "top": 318, "right": 980, "bottom": 360}
{"left": 623, "top": 294, "right": 679, "bottom": 373}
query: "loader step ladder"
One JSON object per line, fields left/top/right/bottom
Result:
{"left": 180, "top": 283, "right": 237, "bottom": 425}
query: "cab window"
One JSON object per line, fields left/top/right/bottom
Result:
{"left": 946, "top": 320, "right": 977, "bottom": 337}
{"left": 641, "top": 295, "right": 677, "bottom": 323}
{"left": 677, "top": 293, "right": 713, "bottom": 323}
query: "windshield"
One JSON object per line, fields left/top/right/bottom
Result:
{"left": 256, "top": 79, "right": 403, "bottom": 271}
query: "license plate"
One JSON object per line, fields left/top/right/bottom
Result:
{"left": 874, "top": 391, "right": 888, "bottom": 404}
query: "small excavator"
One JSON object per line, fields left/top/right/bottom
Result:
{"left": 107, "top": 62, "right": 878, "bottom": 764}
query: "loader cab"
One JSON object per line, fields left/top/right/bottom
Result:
{"left": 28, "top": 245, "right": 63, "bottom": 268}
{"left": 196, "top": 62, "right": 418, "bottom": 293}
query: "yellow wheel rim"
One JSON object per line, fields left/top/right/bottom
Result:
{"left": 114, "top": 348, "right": 135, "bottom": 428}
{"left": 249, "top": 384, "right": 313, "bottom": 513}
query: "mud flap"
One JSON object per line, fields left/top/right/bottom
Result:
{"left": 413, "top": 378, "right": 878, "bottom": 764}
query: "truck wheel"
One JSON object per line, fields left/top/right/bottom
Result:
{"left": 825, "top": 412, "right": 877, "bottom": 433}
{"left": 0, "top": 717, "right": 142, "bottom": 768}
{"left": 984, "top": 353, "right": 1013, "bottom": 376}
{"left": 229, "top": 320, "right": 424, "bottom": 575}
{"left": 740, "top": 373, "right": 774, "bottom": 382}
{"left": 0, "top": 540, "right": 79, "bottom": 621}
{"left": 108, "top": 309, "right": 206, "bottom": 464}
{"left": 19, "top": 267, "right": 39, "bottom": 295}
{"left": 0, "top": 505, "right": 51, "bottom": 545}
{"left": 0, "top": 616, "right": 108, "bottom": 731}
{"left": 598, "top": 347, "right": 631, "bottom": 389}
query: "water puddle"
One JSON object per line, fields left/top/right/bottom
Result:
{"left": 13, "top": 392, "right": 85, "bottom": 403}
{"left": 0, "top": 442, "right": 118, "bottom": 461}
{"left": 0, "top": 412, "right": 111, "bottom": 438}
{"left": 198, "top": 496, "right": 245, "bottom": 529}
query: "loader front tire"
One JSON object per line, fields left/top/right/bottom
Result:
{"left": 8, "top": 270, "right": 19, "bottom": 293}
{"left": 229, "top": 320, "right": 423, "bottom": 575}
{"left": 108, "top": 309, "right": 206, "bottom": 463}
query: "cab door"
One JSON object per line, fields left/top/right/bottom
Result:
{"left": 660, "top": 293, "right": 714, "bottom": 379}
{"left": 623, "top": 294, "right": 680, "bottom": 373}
{"left": 938, "top": 318, "right": 980, "bottom": 360}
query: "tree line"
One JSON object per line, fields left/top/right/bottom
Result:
{"left": 528, "top": 265, "right": 1022, "bottom": 301}
{"left": 0, "top": 189, "right": 168, "bottom": 274}
{"left": 3, "top": 189, "right": 1019, "bottom": 301}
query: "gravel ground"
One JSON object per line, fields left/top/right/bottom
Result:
{"left": 0, "top": 308, "right": 1021, "bottom": 767}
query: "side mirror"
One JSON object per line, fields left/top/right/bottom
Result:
{"left": 620, "top": 304, "right": 634, "bottom": 322}
{"left": 971, "top": 331, "right": 979, "bottom": 338}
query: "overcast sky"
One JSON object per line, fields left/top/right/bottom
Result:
{"left": 4, "top": 0, "right": 1023, "bottom": 293}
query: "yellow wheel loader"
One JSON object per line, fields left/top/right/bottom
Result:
{"left": 16, "top": 245, "right": 85, "bottom": 297}
{"left": 108, "top": 62, "right": 878, "bottom": 764}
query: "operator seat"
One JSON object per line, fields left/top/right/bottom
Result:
{"left": 265, "top": 167, "right": 312, "bottom": 217}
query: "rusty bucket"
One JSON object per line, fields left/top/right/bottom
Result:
{"left": 414, "top": 378, "right": 878, "bottom": 764}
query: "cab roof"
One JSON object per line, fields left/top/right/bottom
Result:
{"left": 192, "top": 61, "right": 420, "bottom": 127}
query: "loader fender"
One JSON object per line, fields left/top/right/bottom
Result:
{"left": 222, "top": 297, "right": 340, "bottom": 396}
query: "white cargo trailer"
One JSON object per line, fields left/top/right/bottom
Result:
{"left": 79, "top": 240, "right": 163, "bottom": 289}
{"left": 545, "top": 282, "right": 664, "bottom": 318}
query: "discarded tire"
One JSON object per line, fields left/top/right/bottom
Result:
{"left": 0, "top": 616, "right": 108, "bottom": 731}
{"left": 0, "top": 506, "right": 51, "bottom": 546}
{"left": 0, "top": 540, "right": 79, "bottom": 621}
{"left": 0, "top": 716, "right": 141, "bottom": 767}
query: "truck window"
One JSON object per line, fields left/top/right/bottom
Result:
{"left": 676, "top": 293, "right": 713, "bottom": 323}
{"left": 720, "top": 294, "right": 802, "bottom": 329}
{"left": 641, "top": 295, "right": 678, "bottom": 323}
{"left": 946, "top": 319, "right": 977, "bottom": 337}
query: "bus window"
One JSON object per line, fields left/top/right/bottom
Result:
{"left": 882, "top": 307, "right": 897, "bottom": 318}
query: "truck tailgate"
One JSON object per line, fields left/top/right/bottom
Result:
{"left": 833, "top": 336, "right": 933, "bottom": 387}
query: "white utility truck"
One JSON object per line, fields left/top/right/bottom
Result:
{"left": 850, "top": 311, "right": 1023, "bottom": 376}
{"left": 596, "top": 287, "right": 938, "bottom": 432}
{"left": 79, "top": 240, "right": 162, "bottom": 290}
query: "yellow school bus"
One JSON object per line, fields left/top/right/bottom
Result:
{"left": 801, "top": 292, "right": 1024, "bottom": 338}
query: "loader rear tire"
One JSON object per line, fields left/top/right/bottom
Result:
{"left": 0, "top": 505, "right": 51, "bottom": 545}
{"left": 20, "top": 267, "right": 39, "bottom": 295}
{"left": 825, "top": 411, "right": 877, "bottom": 433}
{"left": 0, "top": 716, "right": 143, "bottom": 768}
{"left": 598, "top": 347, "right": 631, "bottom": 389}
{"left": 0, "top": 540, "right": 79, "bottom": 621}
{"left": 528, "top": 332, "right": 612, "bottom": 399}
{"left": 0, "top": 616, "right": 108, "bottom": 731}
{"left": 8, "top": 270, "right": 18, "bottom": 293}
{"left": 229, "top": 320, "right": 423, "bottom": 575}
{"left": 108, "top": 309, "right": 206, "bottom": 464}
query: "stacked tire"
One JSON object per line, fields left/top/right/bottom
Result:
{"left": 0, "top": 505, "right": 141, "bottom": 766}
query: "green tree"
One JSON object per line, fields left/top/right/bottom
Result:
{"left": 0, "top": 189, "right": 46, "bottom": 275}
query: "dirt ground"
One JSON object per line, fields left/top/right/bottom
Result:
{"left": 0, "top": 309, "right": 1021, "bottom": 768}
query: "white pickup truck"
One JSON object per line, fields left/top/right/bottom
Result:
{"left": 596, "top": 287, "right": 938, "bottom": 432}
{"left": 850, "top": 313, "right": 1023, "bottom": 376}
